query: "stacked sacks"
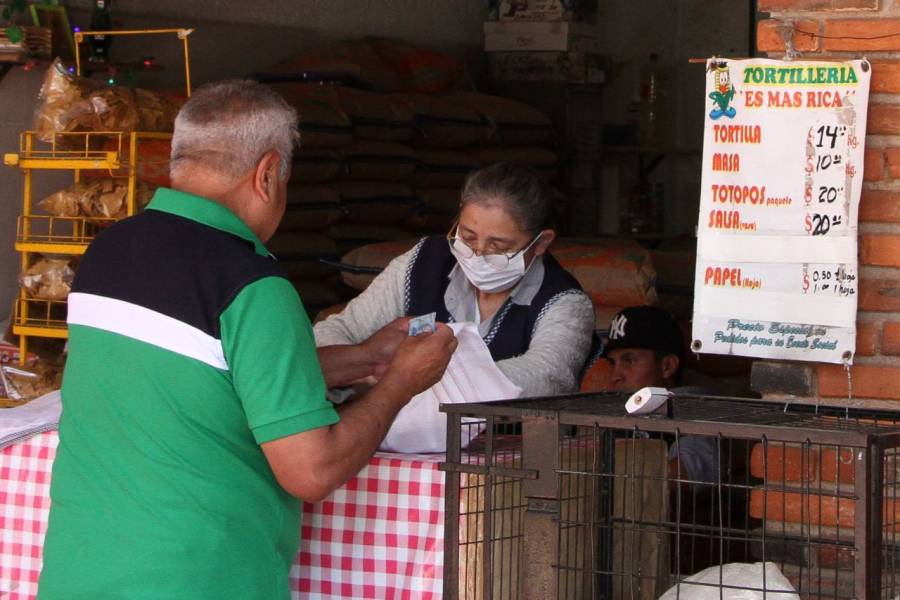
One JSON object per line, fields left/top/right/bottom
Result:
{"left": 265, "top": 37, "right": 464, "bottom": 95}
{"left": 445, "top": 91, "right": 553, "bottom": 146}
{"left": 264, "top": 83, "right": 565, "bottom": 318}
{"left": 327, "top": 181, "right": 418, "bottom": 256}
{"left": 264, "top": 82, "right": 416, "bottom": 315}
{"left": 394, "top": 93, "right": 490, "bottom": 148}
{"left": 336, "top": 87, "right": 416, "bottom": 143}
{"left": 337, "top": 239, "right": 419, "bottom": 291}
{"left": 279, "top": 185, "right": 343, "bottom": 232}
{"left": 261, "top": 40, "right": 561, "bottom": 318}
{"left": 549, "top": 239, "right": 659, "bottom": 393}
{"left": 552, "top": 239, "right": 658, "bottom": 322}
{"left": 404, "top": 188, "right": 460, "bottom": 234}
{"left": 272, "top": 185, "right": 345, "bottom": 311}
{"left": 406, "top": 91, "right": 561, "bottom": 228}
{"left": 409, "top": 150, "right": 481, "bottom": 188}
{"left": 342, "top": 141, "right": 417, "bottom": 181}
{"left": 331, "top": 181, "right": 418, "bottom": 227}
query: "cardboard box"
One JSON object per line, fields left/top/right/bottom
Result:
{"left": 497, "top": 0, "right": 596, "bottom": 22}
{"left": 0, "top": 342, "right": 37, "bottom": 367}
{"left": 489, "top": 51, "right": 606, "bottom": 84}
{"left": 483, "top": 21, "right": 601, "bottom": 53}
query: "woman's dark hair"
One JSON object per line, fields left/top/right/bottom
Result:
{"left": 460, "top": 162, "right": 559, "bottom": 234}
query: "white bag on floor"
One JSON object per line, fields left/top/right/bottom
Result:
{"left": 659, "top": 562, "right": 799, "bottom": 600}
{"left": 379, "top": 322, "right": 522, "bottom": 453}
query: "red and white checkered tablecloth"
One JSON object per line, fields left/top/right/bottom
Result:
{"left": 0, "top": 430, "right": 446, "bottom": 600}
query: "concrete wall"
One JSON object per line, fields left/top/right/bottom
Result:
{"left": 751, "top": 1, "right": 900, "bottom": 407}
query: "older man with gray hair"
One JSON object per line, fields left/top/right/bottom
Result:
{"left": 38, "top": 80, "right": 456, "bottom": 600}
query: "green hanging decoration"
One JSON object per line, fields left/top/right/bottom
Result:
{"left": 3, "top": 0, "right": 29, "bottom": 45}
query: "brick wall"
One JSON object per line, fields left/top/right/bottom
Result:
{"left": 751, "top": 0, "right": 900, "bottom": 407}
{"left": 750, "top": 5, "right": 900, "bottom": 597}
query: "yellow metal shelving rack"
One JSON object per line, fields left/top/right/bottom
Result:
{"left": 4, "top": 130, "right": 172, "bottom": 344}
{"left": 4, "top": 28, "right": 193, "bottom": 364}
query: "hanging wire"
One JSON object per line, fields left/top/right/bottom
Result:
{"left": 843, "top": 359, "right": 853, "bottom": 420}
{"left": 793, "top": 26, "right": 900, "bottom": 41}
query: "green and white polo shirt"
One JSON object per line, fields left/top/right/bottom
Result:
{"left": 39, "top": 188, "right": 338, "bottom": 600}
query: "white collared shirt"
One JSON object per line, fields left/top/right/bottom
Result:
{"left": 443, "top": 257, "right": 546, "bottom": 337}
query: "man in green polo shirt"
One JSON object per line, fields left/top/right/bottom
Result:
{"left": 38, "top": 80, "right": 457, "bottom": 600}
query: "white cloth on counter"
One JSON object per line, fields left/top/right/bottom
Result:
{"left": 0, "top": 389, "right": 61, "bottom": 450}
{"left": 659, "top": 562, "right": 799, "bottom": 600}
{"left": 379, "top": 322, "right": 522, "bottom": 453}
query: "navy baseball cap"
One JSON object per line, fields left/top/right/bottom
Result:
{"left": 603, "top": 306, "right": 684, "bottom": 359}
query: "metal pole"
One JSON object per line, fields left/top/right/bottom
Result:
{"left": 521, "top": 414, "right": 560, "bottom": 600}
{"left": 854, "top": 437, "right": 883, "bottom": 600}
{"left": 443, "top": 412, "right": 462, "bottom": 600}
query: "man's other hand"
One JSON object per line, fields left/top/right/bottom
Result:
{"left": 380, "top": 323, "right": 457, "bottom": 398}
{"left": 362, "top": 317, "right": 410, "bottom": 377}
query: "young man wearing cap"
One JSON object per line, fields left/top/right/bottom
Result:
{"left": 603, "top": 305, "right": 719, "bottom": 488}
{"left": 603, "top": 305, "right": 685, "bottom": 392}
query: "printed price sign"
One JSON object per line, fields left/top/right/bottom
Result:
{"left": 692, "top": 58, "right": 870, "bottom": 364}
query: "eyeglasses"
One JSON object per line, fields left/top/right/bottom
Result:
{"left": 446, "top": 223, "right": 542, "bottom": 270}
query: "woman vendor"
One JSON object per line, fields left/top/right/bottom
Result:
{"left": 314, "top": 162, "right": 594, "bottom": 395}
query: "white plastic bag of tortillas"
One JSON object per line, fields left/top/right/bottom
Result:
{"left": 379, "top": 322, "right": 521, "bottom": 453}
{"left": 658, "top": 562, "right": 799, "bottom": 600}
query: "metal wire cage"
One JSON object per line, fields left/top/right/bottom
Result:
{"left": 440, "top": 393, "right": 900, "bottom": 600}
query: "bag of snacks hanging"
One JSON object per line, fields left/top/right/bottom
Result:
{"left": 39, "top": 178, "right": 154, "bottom": 221}
{"left": 34, "top": 58, "right": 183, "bottom": 143}
{"left": 18, "top": 257, "right": 76, "bottom": 301}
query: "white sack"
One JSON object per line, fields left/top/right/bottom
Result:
{"left": 659, "top": 562, "right": 799, "bottom": 600}
{"left": 379, "top": 322, "right": 522, "bottom": 453}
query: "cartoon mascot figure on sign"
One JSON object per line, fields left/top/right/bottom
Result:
{"left": 708, "top": 61, "right": 737, "bottom": 120}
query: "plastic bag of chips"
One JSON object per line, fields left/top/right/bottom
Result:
{"left": 38, "top": 186, "right": 82, "bottom": 217}
{"left": 34, "top": 58, "right": 183, "bottom": 142}
{"left": 34, "top": 58, "right": 99, "bottom": 142}
{"left": 0, "top": 363, "right": 63, "bottom": 406}
{"left": 134, "top": 88, "right": 182, "bottom": 132}
{"left": 19, "top": 258, "right": 75, "bottom": 301}
{"left": 38, "top": 178, "right": 154, "bottom": 220}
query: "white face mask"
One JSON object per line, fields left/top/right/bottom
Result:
{"left": 449, "top": 235, "right": 541, "bottom": 294}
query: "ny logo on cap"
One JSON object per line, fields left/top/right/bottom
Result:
{"left": 609, "top": 314, "right": 627, "bottom": 340}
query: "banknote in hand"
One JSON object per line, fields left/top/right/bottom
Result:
{"left": 408, "top": 312, "right": 436, "bottom": 336}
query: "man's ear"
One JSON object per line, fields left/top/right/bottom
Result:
{"left": 660, "top": 354, "right": 680, "bottom": 381}
{"left": 252, "top": 150, "right": 281, "bottom": 203}
{"left": 533, "top": 229, "right": 556, "bottom": 256}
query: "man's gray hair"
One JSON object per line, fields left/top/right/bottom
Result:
{"left": 170, "top": 79, "right": 298, "bottom": 182}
